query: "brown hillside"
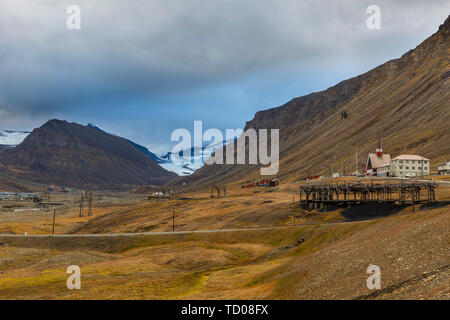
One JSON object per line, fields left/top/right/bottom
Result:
{"left": 171, "top": 15, "right": 450, "bottom": 189}
{"left": 0, "top": 199, "right": 448, "bottom": 299}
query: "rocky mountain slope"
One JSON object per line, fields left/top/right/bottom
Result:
{"left": 0, "top": 120, "right": 177, "bottom": 189}
{"left": 171, "top": 15, "right": 450, "bottom": 189}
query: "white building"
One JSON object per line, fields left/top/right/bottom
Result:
{"left": 390, "top": 155, "right": 430, "bottom": 178}
{"left": 376, "top": 163, "right": 391, "bottom": 177}
{"left": 438, "top": 162, "right": 450, "bottom": 175}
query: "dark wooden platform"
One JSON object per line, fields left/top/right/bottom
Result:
{"left": 299, "top": 181, "right": 437, "bottom": 211}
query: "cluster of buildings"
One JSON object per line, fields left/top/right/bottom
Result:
{"left": 47, "top": 185, "right": 75, "bottom": 193}
{"left": 0, "top": 192, "right": 38, "bottom": 201}
{"left": 365, "top": 138, "right": 434, "bottom": 178}
{"left": 241, "top": 178, "right": 280, "bottom": 188}
{"left": 147, "top": 188, "right": 172, "bottom": 200}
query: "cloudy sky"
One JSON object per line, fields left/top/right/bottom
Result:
{"left": 0, "top": 0, "right": 449, "bottom": 153}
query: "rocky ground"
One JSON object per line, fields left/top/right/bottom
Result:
{"left": 0, "top": 195, "right": 447, "bottom": 299}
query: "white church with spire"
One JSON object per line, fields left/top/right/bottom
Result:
{"left": 365, "top": 137, "right": 391, "bottom": 176}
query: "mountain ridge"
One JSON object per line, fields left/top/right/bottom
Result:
{"left": 0, "top": 119, "right": 177, "bottom": 189}
{"left": 169, "top": 15, "right": 450, "bottom": 189}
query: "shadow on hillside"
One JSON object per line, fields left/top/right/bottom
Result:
{"left": 300, "top": 200, "right": 449, "bottom": 222}
{"left": 419, "top": 201, "right": 450, "bottom": 210}
{"left": 340, "top": 203, "right": 409, "bottom": 221}
{"left": 298, "top": 203, "right": 406, "bottom": 221}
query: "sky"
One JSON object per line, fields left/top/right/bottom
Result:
{"left": 0, "top": 0, "right": 449, "bottom": 154}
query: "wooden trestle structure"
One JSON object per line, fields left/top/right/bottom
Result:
{"left": 79, "top": 190, "right": 94, "bottom": 217}
{"left": 299, "top": 181, "right": 437, "bottom": 209}
{"left": 211, "top": 185, "right": 227, "bottom": 198}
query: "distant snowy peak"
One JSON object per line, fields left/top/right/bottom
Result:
{"left": 0, "top": 130, "right": 30, "bottom": 146}
{"left": 157, "top": 138, "right": 238, "bottom": 176}
{"left": 84, "top": 121, "right": 238, "bottom": 176}
{"left": 157, "top": 150, "right": 204, "bottom": 176}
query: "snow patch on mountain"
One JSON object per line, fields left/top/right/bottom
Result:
{"left": 157, "top": 138, "right": 237, "bottom": 176}
{"left": 85, "top": 122, "right": 238, "bottom": 176}
{"left": 0, "top": 130, "right": 30, "bottom": 146}
{"left": 157, "top": 150, "right": 203, "bottom": 176}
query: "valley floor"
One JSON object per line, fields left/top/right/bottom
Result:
{"left": 0, "top": 178, "right": 448, "bottom": 299}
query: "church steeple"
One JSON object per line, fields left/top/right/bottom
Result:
{"left": 376, "top": 135, "right": 383, "bottom": 157}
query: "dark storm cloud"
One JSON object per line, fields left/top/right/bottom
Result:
{"left": 0, "top": 0, "right": 448, "bottom": 147}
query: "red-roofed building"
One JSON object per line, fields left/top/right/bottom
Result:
{"left": 365, "top": 137, "right": 391, "bottom": 176}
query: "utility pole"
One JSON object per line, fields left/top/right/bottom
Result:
{"left": 329, "top": 163, "right": 337, "bottom": 178}
{"left": 421, "top": 157, "right": 424, "bottom": 179}
{"left": 88, "top": 192, "right": 93, "bottom": 216}
{"left": 52, "top": 208, "right": 56, "bottom": 235}
{"left": 172, "top": 209, "right": 175, "bottom": 232}
{"left": 79, "top": 191, "right": 84, "bottom": 217}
